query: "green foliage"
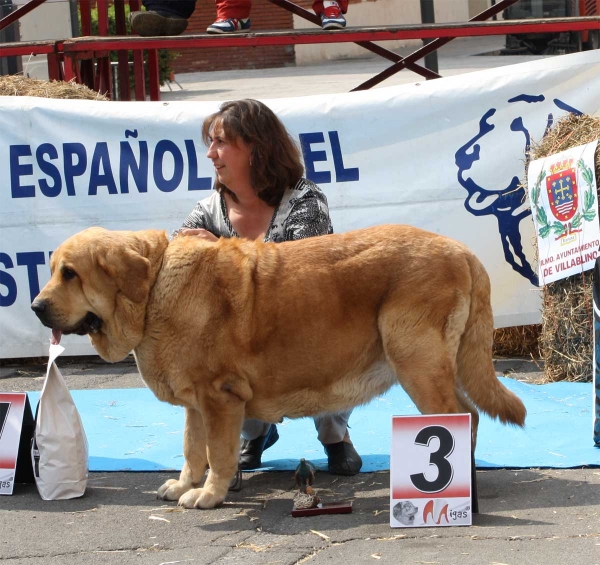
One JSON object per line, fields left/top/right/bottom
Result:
{"left": 578, "top": 158, "right": 597, "bottom": 222}
{"left": 551, "top": 220, "right": 566, "bottom": 237}
{"left": 81, "top": 5, "right": 178, "bottom": 93}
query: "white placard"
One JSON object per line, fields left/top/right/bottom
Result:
{"left": 528, "top": 140, "right": 600, "bottom": 285}
{"left": 390, "top": 414, "right": 472, "bottom": 528}
{"left": 0, "top": 393, "right": 28, "bottom": 495}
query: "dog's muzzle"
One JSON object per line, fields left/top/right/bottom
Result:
{"left": 31, "top": 300, "right": 103, "bottom": 335}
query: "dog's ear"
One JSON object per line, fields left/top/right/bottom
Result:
{"left": 98, "top": 247, "right": 151, "bottom": 304}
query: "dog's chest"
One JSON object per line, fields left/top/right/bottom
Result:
{"left": 133, "top": 352, "right": 186, "bottom": 407}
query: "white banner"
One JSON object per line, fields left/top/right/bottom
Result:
{"left": 1, "top": 50, "right": 600, "bottom": 358}
{"left": 529, "top": 141, "right": 600, "bottom": 285}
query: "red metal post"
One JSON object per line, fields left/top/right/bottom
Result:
{"left": 96, "top": 58, "right": 113, "bottom": 99}
{"left": 79, "top": 0, "right": 92, "bottom": 36}
{"left": 114, "top": 0, "right": 132, "bottom": 101}
{"left": 130, "top": 0, "right": 146, "bottom": 100}
{"left": 132, "top": 51, "right": 146, "bottom": 101}
{"left": 46, "top": 52, "right": 62, "bottom": 81}
{"left": 147, "top": 49, "right": 160, "bottom": 101}
{"left": 78, "top": 0, "right": 93, "bottom": 92}
{"left": 63, "top": 55, "right": 78, "bottom": 82}
{"left": 97, "top": 0, "right": 109, "bottom": 36}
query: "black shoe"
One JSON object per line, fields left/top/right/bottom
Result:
{"left": 229, "top": 469, "right": 243, "bottom": 492}
{"left": 130, "top": 11, "right": 188, "bottom": 37}
{"left": 239, "top": 425, "right": 279, "bottom": 470}
{"left": 324, "top": 441, "right": 362, "bottom": 475}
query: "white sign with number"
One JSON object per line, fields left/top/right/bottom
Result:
{"left": 390, "top": 414, "right": 472, "bottom": 528}
{"left": 0, "top": 393, "right": 29, "bottom": 495}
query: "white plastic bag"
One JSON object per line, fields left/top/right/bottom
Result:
{"left": 31, "top": 344, "right": 88, "bottom": 500}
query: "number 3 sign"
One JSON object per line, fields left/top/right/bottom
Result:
{"left": 390, "top": 414, "right": 472, "bottom": 528}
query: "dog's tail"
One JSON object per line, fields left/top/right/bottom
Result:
{"left": 456, "top": 255, "right": 526, "bottom": 427}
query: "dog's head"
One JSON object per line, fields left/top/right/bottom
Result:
{"left": 393, "top": 500, "right": 418, "bottom": 525}
{"left": 32, "top": 227, "right": 168, "bottom": 362}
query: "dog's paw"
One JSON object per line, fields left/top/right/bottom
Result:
{"left": 178, "top": 487, "right": 225, "bottom": 509}
{"left": 157, "top": 479, "right": 192, "bottom": 501}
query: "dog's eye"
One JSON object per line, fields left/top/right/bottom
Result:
{"left": 62, "top": 267, "right": 77, "bottom": 281}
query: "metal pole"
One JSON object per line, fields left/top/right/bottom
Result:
{"left": 419, "top": 0, "right": 438, "bottom": 75}
{"left": 69, "top": 0, "right": 80, "bottom": 37}
{"left": 0, "top": 0, "right": 22, "bottom": 76}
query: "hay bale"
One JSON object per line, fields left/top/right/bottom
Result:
{"left": 493, "top": 324, "right": 541, "bottom": 358}
{"left": 0, "top": 75, "right": 108, "bottom": 100}
{"left": 529, "top": 114, "right": 600, "bottom": 382}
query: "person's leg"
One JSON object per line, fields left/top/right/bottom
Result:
{"left": 215, "top": 0, "right": 252, "bottom": 19}
{"left": 312, "top": 0, "right": 348, "bottom": 30}
{"left": 143, "top": 0, "right": 197, "bottom": 18}
{"left": 207, "top": 0, "right": 252, "bottom": 33}
{"left": 131, "top": 0, "right": 195, "bottom": 36}
{"left": 314, "top": 410, "right": 362, "bottom": 475}
{"left": 238, "top": 419, "right": 279, "bottom": 470}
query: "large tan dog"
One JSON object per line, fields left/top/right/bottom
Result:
{"left": 32, "top": 225, "right": 526, "bottom": 509}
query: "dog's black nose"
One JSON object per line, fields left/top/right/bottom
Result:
{"left": 31, "top": 299, "right": 46, "bottom": 314}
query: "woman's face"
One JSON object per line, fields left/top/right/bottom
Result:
{"left": 206, "top": 123, "right": 253, "bottom": 191}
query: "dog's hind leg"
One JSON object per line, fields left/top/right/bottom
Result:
{"left": 382, "top": 324, "right": 461, "bottom": 416}
{"left": 157, "top": 407, "right": 208, "bottom": 502}
{"left": 455, "top": 387, "right": 479, "bottom": 449}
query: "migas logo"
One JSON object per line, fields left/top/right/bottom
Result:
{"left": 423, "top": 499, "right": 449, "bottom": 525}
{"left": 423, "top": 499, "right": 470, "bottom": 524}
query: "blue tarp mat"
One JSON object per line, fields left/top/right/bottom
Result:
{"left": 28, "top": 378, "right": 600, "bottom": 472}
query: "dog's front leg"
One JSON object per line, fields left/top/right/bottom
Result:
{"left": 157, "top": 407, "right": 208, "bottom": 502}
{"left": 192, "top": 402, "right": 245, "bottom": 509}
{"left": 162, "top": 375, "right": 249, "bottom": 509}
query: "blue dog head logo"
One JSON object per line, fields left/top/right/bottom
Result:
{"left": 455, "top": 95, "right": 582, "bottom": 286}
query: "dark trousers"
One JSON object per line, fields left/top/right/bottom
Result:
{"left": 142, "top": 0, "right": 197, "bottom": 19}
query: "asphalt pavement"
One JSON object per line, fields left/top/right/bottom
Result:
{"left": 1, "top": 350, "right": 599, "bottom": 565}
{"left": 158, "top": 36, "right": 548, "bottom": 102}
{"left": 2, "top": 38, "right": 599, "bottom": 565}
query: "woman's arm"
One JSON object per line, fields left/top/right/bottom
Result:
{"left": 171, "top": 202, "right": 212, "bottom": 240}
{"left": 283, "top": 185, "right": 334, "bottom": 242}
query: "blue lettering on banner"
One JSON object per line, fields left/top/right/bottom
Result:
{"left": 154, "top": 140, "right": 184, "bottom": 193}
{"left": 299, "top": 131, "right": 359, "bottom": 184}
{"left": 328, "top": 131, "right": 359, "bottom": 182}
{"left": 17, "top": 252, "right": 46, "bottom": 302}
{"left": 185, "top": 140, "right": 211, "bottom": 191}
{"left": 120, "top": 139, "right": 149, "bottom": 193}
{"left": 10, "top": 145, "right": 35, "bottom": 198}
{"left": 37, "top": 143, "right": 62, "bottom": 198}
{"left": 7, "top": 133, "right": 357, "bottom": 198}
{"left": 0, "top": 251, "right": 49, "bottom": 307}
{"left": 0, "top": 253, "right": 17, "bottom": 307}
{"left": 63, "top": 142, "right": 87, "bottom": 196}
{"left": 300, "top": 132, "right": 331, "bottom": 184}
{"left": 89, "top": 142, "right": 118, "bottom": 195}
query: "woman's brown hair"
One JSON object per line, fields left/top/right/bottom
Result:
{"left": 202, "top": 99, "right": 304, "bottom": 207}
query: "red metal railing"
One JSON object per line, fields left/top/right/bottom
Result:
{"left": 1, "top": 0, "right": 599, "bottom": 101}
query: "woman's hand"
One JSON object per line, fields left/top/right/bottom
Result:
{"left": 179, "top": 228, "right": 218, "bottom": 242}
